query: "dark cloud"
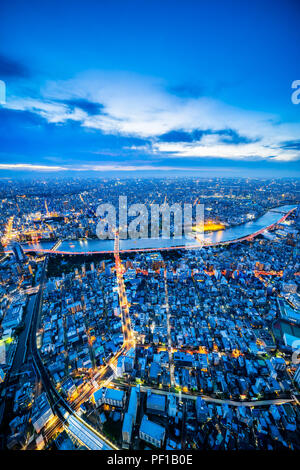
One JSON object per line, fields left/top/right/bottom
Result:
{"left": 281, "top": 140, "right": 300, "bottom": 150}
{"left": 158, "top": 128, "right": 259, "bottom": 145}
{"left": 63, "top": 98, "right": 105, "bottom": 116}
{"left": 168, "top": 83, "right": 204, "bottom": 98}
{"left": 158, "top": 129, "right": 205, "bottom": 143}
{"left": 0, "top": 107, "right": 150, "bottom": 160}
{"left": 216, "top": 129, "right": 259, "bottom": 145}
{"left": 0, "top": 107, "right": 46, "bottom": 129}
{"left": 0, "top": 53, "right": 30, "bottom": 79}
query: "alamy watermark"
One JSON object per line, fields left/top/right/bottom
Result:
{"left": 96, "top": 196, "right": 204, "bottom": 241}
{"left": 292, "top": 340, "right": 300, "bottom": 365}
{"left": 291, "top": 80, "right": 300, "bottom": 104}
{"left": 0, "top": 80, "right": 6, "bottom": 105}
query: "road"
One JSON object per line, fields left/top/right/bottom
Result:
{"left": 0, "top": 293, "right": 37, "bottom": 440}
{"left": 163, "top": 266, "right": 175, "bottom": 387}
{"left": 57, "top": 231, "right": 135, "bottom": 421}
{"left": 26, "top": 223, "right": 299, "bottom": 447}
{"left": 139, "top": 385, "right": 296, "bottom": 407}
{"left": 28, "top": 255, "right": 118, "bottom": 450}
{"left": 114, "top": 231, "right": 135, "bottom": 349}
{"left": 10, "top": 295, "right": 36, "bottom": 373}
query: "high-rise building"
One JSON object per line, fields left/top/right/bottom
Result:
{"left": 122, "top": 412, "right": 133, "bottom": 447}
{"left": 196, "top": 396, "right": 209, "bottom": 422}
{"left": 122, "top": 387, "right": 139, "bottom": 446}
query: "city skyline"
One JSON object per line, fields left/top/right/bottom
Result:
{"left": 0, "top": 0, "right": 300, "bottom": 455}
{"left": 0, "top": 177, "right": 299, "bottom": 452}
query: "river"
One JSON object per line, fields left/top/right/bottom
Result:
{"left": 20, "top": 203, "right": 296, "bottom": 254}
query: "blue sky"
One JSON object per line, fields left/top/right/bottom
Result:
{"left": 0, "top": 0, "right": 300, "bottom": 177}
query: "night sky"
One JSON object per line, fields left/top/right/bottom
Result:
{"left": 1, "top": 0, "right": 300, "bottom": 177}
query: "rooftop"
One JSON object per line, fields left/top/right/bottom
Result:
{"left": 140, "top": 414, "right": 165, "bottom": 441}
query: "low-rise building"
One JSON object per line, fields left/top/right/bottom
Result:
{"left": 93, "top": 387, "right": 126, "bottom": 408}
{"left": 146, "top": 391, "right": 166, "bottom": 414}
{"left": 31, "top": 393, "right": 54, "bottom": 433}
{"left": 139, "top": 414, "right": 165, "bottom": 448}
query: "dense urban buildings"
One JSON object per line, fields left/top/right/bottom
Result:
{"left": 0, "top": 177, "right": 299, "bottom": 451}
{"left": 2, "top": 0, "right": 300, "bottom": 460}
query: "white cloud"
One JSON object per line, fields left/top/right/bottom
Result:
{"left": 5, "top": 97, "right": 86, "bottom": 123}
{"left": 153, "top": 141, "right": 300, "bottom": 161}
{"left": 76, "top": 164, "right": 185, "bottom": 171}
{"left": 0, "top": 162, "right": 186, "bottom": 172}
{"left": 0, "top": 163, "right": 67, "bottom": 171}
{"left": 4, "top": 71, "right": 300, "bottom": 162}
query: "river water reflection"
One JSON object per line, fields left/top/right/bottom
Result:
{"left": 23, "top": 204, "right": 296, "bottom": 253}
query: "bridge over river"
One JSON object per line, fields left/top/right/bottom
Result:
{"left": 6, "top": 204, "right": 297, "bottom": 256}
